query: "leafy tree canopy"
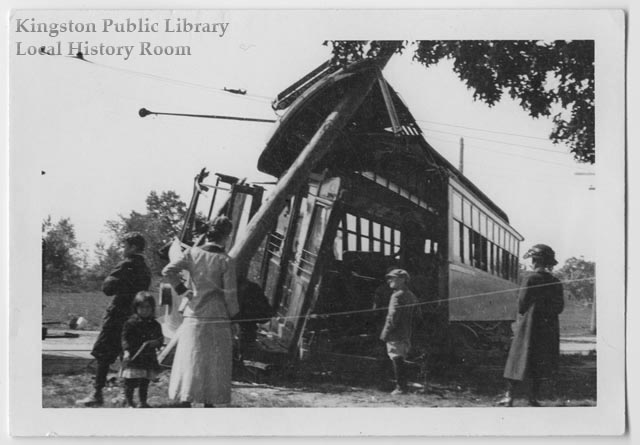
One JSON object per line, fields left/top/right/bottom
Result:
{"left": 556, "top": 256, "right": 595, "bottom": 302}
{"left": 103, "top": 190, "right": 188, "bottom": 275}
{"left": 84, "top": 240, "right": 124, "bottom": 288}
{"left": 42, "top": 216, "right": 85, "bottom": 289}
{"left": 327, "top": 40, "right": 594, "bottom": 164}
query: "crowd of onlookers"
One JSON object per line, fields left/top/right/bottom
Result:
{"left": 76, "top": 218, "right": 564, "bottom": 408}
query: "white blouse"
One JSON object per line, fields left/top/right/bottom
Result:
{"left": 162, "top": 244, "right": 239, "bottom": 320}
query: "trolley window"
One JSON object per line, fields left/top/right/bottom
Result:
{"left": 450, "top": 189, "right": 520, "bottom": 282}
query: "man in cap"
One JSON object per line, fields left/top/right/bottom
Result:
{"left": 380, "top": 268, "right": 420, "bottom": 395}
{"left": 77, "top": 232, "right": 151, "bottom": 407}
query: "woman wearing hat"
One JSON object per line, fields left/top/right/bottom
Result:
{"left": 498, "top": 244, "right": 564, "bottom": 407}
{"left": 162, "top": 216, "right": 239, "bottom": 407}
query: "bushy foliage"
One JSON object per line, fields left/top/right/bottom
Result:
{"left": 328, "top": 40, "right": 594, "bottom": 164}
{"left": 556, "top": 256, "right": 595, "bottom": 302}
{"left": 42, "top": 216, "right": 85, "bottom": 290}
{"left": 83, "top": 240, "right": 123, "bottom": 290}
{"left": 101, "top": 190, "right": 188, "bottom": 276}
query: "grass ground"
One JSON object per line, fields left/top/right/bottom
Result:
{"left": 43, "top": 291, "right": 595, "bottom": 335}
{"left": 43, "top": 291, "right": 109, "bottom": 330}
{"left": 559, "top": 299, "right": 594, "bottom": 336}
{"left": 43, "top": 290, "right": 164, "bottom": 330}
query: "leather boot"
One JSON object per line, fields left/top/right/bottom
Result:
{"left": 76, "top": 389, "right": 103, "bottom": 407}
{"left": 391, "top": 358, "right": 407, "bottom": 395}
{"left": 497, "top": 391, "right": 514, "bottom": 407}
{"left": 497, "top": 380, "right": 515, "bottom": 407}
{"left": 122, "top": 379, "right": 136, "bottom": 407}
{"left": 77, "top": 360, "right": 110, "bottom": 406}
{"left": 138, "top": 380, "right": 150, "bottom": 408}
{"left": 528, "top": 379, "right": 541, "bottom": 407}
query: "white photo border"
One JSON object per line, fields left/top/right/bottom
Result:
{"left": 6, "top": 7, "right": 626, "bottom": 437}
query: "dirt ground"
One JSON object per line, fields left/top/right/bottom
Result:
{"left": 43, "top": 353, "right": 596, "bottom": 408}
{"left": 42, "top": 292, "right": 596, "bottom": 408}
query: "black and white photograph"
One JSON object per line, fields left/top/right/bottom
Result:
{"left": 6, "top": 7, "right": 626, "bottom": 438}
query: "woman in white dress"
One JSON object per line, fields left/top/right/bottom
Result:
{"left": 162, "top": 216, "right": 239, "bottom": 407}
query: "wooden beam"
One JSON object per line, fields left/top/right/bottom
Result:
{"left": 229, "top": 55, "right": 393, "bottom": 270}
{"left": 376, "top": 68, "right": 402, "bottom": 134}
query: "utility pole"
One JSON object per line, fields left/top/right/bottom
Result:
{"left": 575, "top": 171, "right": 596, "bottom": 334}
{"left": 459, "top": 137, "right": 464, "bottom": 174}
{"left": 575, "top": 171, "right": 595, "bottom": 190}
{"left": 590, "top": 292, "right": 596, "bottom": 335}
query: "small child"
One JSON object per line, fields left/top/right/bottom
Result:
{"left": 120, "top": 291, "right": 164, "bottom": 408}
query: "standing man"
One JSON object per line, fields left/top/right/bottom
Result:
{"left": 380, "top": 268, "right": 420, "bottom": 395}
{"left": 498, "top": 244, "right": 564, "bottom": 407}
{"left": 77, "top": 232, "right": 151, "bottom": 407}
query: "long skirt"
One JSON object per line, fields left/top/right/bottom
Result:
{"left": 168, "top": 317, "right": 232, "bottom": 405}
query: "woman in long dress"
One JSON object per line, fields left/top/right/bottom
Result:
{"left": 498, "top": 243, "right": 564, "bottom": 407}
{"left": 162, "top": 216, "right": 239, "bottom": 407}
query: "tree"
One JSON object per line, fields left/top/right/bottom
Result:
{"left": 42, "top": 216, "right": 83, "bottom": 289}
{"left": 84, "top": 240, "right": 123, "bottom": 289}
{"left": 556, "top": 256, "right": 595, "bottom": 302}
{"left": 103, "top": 190, "right": 188, "bottom": 275}
{"left": 327, "top": 40, "right": 594, "bottom": 164}
{"left": 146, "top": 190, "right": 187, "bottom": 230}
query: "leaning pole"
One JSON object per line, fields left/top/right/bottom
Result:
{"left": 229, "top": 54, "right": 393, "bottom": 271}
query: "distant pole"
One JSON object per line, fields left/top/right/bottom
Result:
{"left": 590, "top": 291, "right": 596, "bottom": 335}
{"left": 459, "top": 137, "right": 464, "bottom": 174}
{"left": 575, "top": 171, "right": 595, "bottom": 190}
{"left": 576, "top": 171, "right": 596, "bottom": 334}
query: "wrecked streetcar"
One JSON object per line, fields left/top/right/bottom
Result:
{"left": 156, "top": 56, "right": 524, "bottom": 368}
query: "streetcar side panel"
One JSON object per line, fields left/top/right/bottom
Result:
{"left": 447, "top": 177, "right": 523, "bottom": 322}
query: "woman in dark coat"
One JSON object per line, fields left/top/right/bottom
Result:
{"left": 498, "top": 244, "right": 564, "bottom": 407}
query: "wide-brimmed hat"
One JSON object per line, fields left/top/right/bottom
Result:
{"left": 385, "top": 268, "right": 410, "bottom": 280}
{"left": 523, "top": 244, "right": 558, "bottom": 266}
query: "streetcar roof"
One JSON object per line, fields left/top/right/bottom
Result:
{"left": 258, "top": 58, "right": 512, "bottom": 224}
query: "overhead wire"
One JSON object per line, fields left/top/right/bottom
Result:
{"left": 61, "top": 51, "right": 275, "bottom": 104}
{"left": 60, "top": 51, "right": 589, "bottom": 170}
{"left": 421, "top": 126, "right": 569, "bottom": 155}
{"left": 59, "top": 50, "right": 589, "bottom": 166}
{"left": 469, "top": 169, "right": 595, "bottom": 190}
{"left": 391, "top": 90, "right": 593, "bottom": 173}
{"left": 168, "top": 276, "right": 596, "bottom": 325}
{"left": 425, "top": 134, "right": 594, "bottom": 172}
{"left": 58, "top": 50, "right": 595, "bottom": 176}
{"left": 415, "top": 118, "right": 551, "bottom": 141}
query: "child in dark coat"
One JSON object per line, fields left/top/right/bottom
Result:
{"left": 120, "top": 291, "right": 164, "bottom": 407}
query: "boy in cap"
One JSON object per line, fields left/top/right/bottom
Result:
{"left": 77, "top": 232, "right": 151, "bottom": 407}
{"left": 380, "top": 268, "right": 419, "bottom": 395}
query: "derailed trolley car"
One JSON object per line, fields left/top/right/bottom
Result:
{"left": 159, "top": 56, "right": 523, "bottom": 366}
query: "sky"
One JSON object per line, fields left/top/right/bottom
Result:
{"left": 10, "top": 10, "right": 598, "bottom": 266}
